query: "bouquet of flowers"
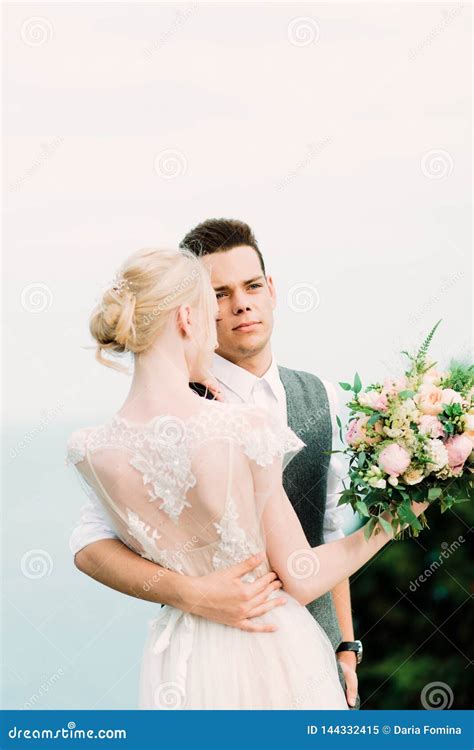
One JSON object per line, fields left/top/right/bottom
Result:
{"left": 335, "top": 321, "right": 474, "bottom": 539}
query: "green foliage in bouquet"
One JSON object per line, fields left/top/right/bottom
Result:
{"left": 334, "top": 321, "right": 474, "bottom": 540}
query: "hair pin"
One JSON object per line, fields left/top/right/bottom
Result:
{"left": 112, "top": 273, "right": 132, "bottom": 294}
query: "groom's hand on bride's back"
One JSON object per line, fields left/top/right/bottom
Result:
{"left": 183, "top": 554, "right": 286, "bottom": 632}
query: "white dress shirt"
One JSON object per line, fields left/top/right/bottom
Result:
{"left": 69, "top": 354, "right": 345, "bottom": 556}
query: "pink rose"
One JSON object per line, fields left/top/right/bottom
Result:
{"left": 440, "top": 388, "right": 463, "bottom": 406}
{"left": 462, "top": 414, "right": 474, "bottom": 447}
{"left": 359, "top": 390, "right": 389, "bottom": 412}
{"left": 382, "top": 376, "right": 408, "bottom": 396}
{"left": 415, "top": 384, "right": 444, "bottom": 415}
{"left": 378, "top": 443, "right": 411, "bottom": 477}
{"left": 346, "top": 415, "right": 383, "bottom": 448}
{"left": 422, "top": 368, "right": 448, "bottom": 386}
{"left": 418, "top": 414, "right": 446, "bottom": 439}
{"left": 445, "top": 434, "right": 472, "bottom": 472}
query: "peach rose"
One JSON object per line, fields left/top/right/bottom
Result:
{"left": 378, "top": 443, "right": 411, "bottom": 477}
{"left": 415, "top": 384, "right": 444, "bottom": 416}
{"left": 445, "top": 434, "right": 472, "bottom": 472}
{"left": 401, "top": 467, "right": 425, "bottom": 485}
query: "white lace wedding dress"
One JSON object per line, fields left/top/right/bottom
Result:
{"left": 67, "top": 400, "right": 348, "bottom": 710}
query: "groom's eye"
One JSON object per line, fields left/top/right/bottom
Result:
{"left": 215, "top": 283, "right": 262, "bottom": 300}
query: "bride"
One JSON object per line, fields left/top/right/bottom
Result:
{"left": 66, "top": 246, "right": 428, "bottom": 710}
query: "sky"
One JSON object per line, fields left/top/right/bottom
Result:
{"left": 4, "top": 1, "right": 472, "bottom": 427}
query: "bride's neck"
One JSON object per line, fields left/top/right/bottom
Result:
{"left": 121, "top": 342, "right": 194, "bottom": 417}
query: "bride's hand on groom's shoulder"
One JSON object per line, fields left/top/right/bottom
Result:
{"left": 182, "top": 555, "right": 287, "bottom": 632}
{"left": 198, "top": 373, "right": 225, "bottom": 401}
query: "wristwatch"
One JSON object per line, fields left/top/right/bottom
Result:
{"left": 336, "top": 640, "right": 363, "bottom": 665}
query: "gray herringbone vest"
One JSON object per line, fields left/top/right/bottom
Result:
{"left": 278, "top": 366, "right": 343, "bottom": 653}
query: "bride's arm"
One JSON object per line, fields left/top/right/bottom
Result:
{"left": 261, "top": 476, "right": 429, "bottom": 606}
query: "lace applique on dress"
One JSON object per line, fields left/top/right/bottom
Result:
{"left": 67, "top": 416, "right": 196, "bottom": 524}
{"left": 66, "top": 429, "right": 88, "bottom": 466}
{"left": 125, "top": 510, "right": 184, "bottom": 574}
{"left": 186, "top": 403, "right": 305, "bottom": 468}
{"left": 212, "top": 495, "right": 261, "bottom": 582}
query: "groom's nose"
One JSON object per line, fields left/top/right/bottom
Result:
{"left": 232, "top": 297, "right": 252, "bottom": 315}
{"left": 230, "top": 288, "right": 253, "bottom": 315}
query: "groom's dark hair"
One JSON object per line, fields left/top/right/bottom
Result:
{"left": 179, "top": 218, "right": 266, "bottom": 276}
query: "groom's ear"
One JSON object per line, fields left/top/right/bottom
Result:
{"left": 266, "top": 275, "right": 277, "bottom": 308}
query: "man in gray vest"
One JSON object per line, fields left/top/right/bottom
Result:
{"left": 70, "top": 218, "right": 361, "bottom": 709}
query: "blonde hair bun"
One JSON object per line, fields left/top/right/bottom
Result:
{"left": 89, "top": 246, "right": 215, "bottom": 372}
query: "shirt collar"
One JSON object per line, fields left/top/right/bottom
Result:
{"left": 212, "top": 352, "right": 281, "bottom": 402}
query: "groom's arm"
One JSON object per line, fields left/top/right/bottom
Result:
{"left": 323, "top": 507, "right": 358, "bottom": 707}
{"left": 71, "top": 500, "right": 286, "bottom": 632}
{"left": 323, "top": 379, "right": 358, "bottom": 707}
{"left": 74, "top": 539, "right": 285, "bottom": 631}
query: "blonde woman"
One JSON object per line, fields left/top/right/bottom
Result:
{"left": 66, "top": 246, "right": 428, "bottom": 710}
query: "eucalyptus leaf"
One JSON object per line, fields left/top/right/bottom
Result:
{"left": 378, "top": 515, "right": 393, "bottom": 536}
{"left": 339, "top": 382, "right": 352, "bottom": 391}
{"left": 355, "top": 500, "right": 370, "bottom": 518}
{"left": 367, "top": 413, "right": 381, "bottom": 425}
{"left": 364, "top": 517, "right": 377, "bottom": 541}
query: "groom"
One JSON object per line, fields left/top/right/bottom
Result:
{"left": 70, "top": 218, "right": 361, "bottom": 709}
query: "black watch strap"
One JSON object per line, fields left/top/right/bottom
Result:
{"left": 336, "top": 640, "right": 363, "bottom": 664}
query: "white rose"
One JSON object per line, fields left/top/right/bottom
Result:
{"left": 426, "top": 438, "right": 449, "bottom": 471}
{"left": 368, "top": 477, "right": 387, "bottom": 489}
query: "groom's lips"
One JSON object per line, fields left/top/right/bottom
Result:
{"left": 232, "top": 321, "right": 261, "bottom": 332}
